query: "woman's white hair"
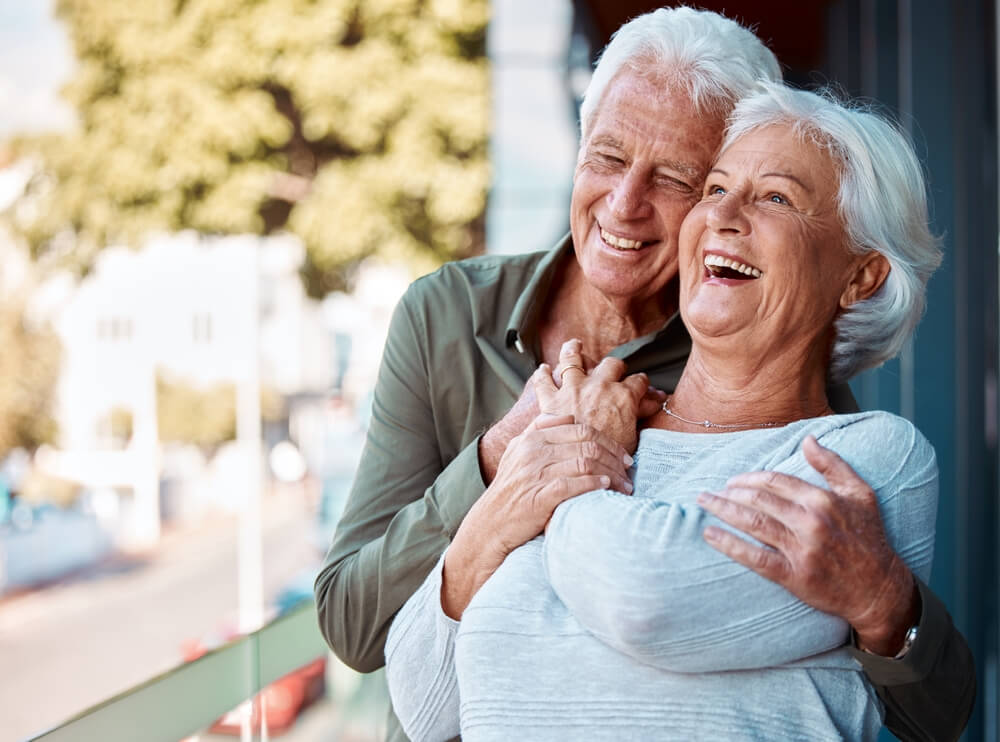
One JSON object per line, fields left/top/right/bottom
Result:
{"left": 579, "top": 6, "right": 782, "bottom": 140}
{"left": 724, "top": 82, "right": 943, "bottom": 382}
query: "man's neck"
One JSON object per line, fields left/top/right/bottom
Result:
{"left": 537, "top": 260, "right": 677, "bottom": 365}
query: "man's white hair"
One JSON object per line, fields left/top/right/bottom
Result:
{"left": 724, "top": 81, "right": 943, "bottom": 383}
{"left": 579, "top": 6, "right": 782, "bottom": 140}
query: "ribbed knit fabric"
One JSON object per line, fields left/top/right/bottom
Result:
{"left": 386, "top": 411, "right": 938, "bottom": 741}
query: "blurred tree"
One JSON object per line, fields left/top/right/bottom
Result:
{"left": 0, "top": 300, "right": 60, "bottom": 457}
{"left": 157, "top": 376, "right": 236, "bottom": 452}
{"left": 9, "top": 0, "right": 490, "bottom": 295}
{"left": 156, "top": 377, "right": 285, "bottom": 452}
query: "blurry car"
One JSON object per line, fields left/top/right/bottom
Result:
{"left": 0, "top": 501, "right": 113, "bottom": 595}
{"left": 181, "top": 569, "right": 327, "bottom": 736}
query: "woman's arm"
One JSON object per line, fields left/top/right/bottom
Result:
{"left": 543, "top": 489, "right": 850, "bottom": 672}
{"left": 544, "top": 414, "right": 938, "bottom": 673}
{"left": 385, "top": 554, "right": 462, "bottom": 742}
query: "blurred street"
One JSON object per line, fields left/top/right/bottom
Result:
{"left": 0, "top": 493, "right": 323, "bottom": 742}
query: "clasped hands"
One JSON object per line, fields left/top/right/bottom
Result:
{"left": 455, "top": 340, "right": 916, "bottom": 651}
{"left": 445, "top": 339, "right": 656, "bottom": 618}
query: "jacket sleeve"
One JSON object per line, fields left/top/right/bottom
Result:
{"left": 313, "top": 285, "right": 487, "bottom": 672}
{"left": 850, "top": 578, "right": 976, "bottom": 742}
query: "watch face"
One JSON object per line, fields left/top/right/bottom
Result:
{"left": 895, "top": 625, "right": 919, "bottom": 659}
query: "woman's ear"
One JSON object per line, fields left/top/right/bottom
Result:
{"left": 840, "top": 253, "right": 890, "bottom": 309}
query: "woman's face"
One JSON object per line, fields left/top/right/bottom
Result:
{"left": 678, "top": 124, "right": 869, "bottom": 361}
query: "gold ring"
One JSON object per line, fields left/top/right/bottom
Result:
{"left": 561, "top": 364, "right": 586, "bottom": 375}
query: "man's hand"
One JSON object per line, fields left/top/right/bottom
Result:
{"left": 696, "top": 434, "right": 919, "bottom": 657}
{"left": 444, "top": 413, "right": 632, "bottom": 620}
{"left": 478, "top": 377, "right": 541, "bottom": 484}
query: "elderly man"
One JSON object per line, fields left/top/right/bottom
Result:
{"left": 315, "top": 7, "right": 974, "bottom": 741}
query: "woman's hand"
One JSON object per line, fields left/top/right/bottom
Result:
{"left": 441, "top": 413, "right": 632, "bottom": 619}
{"left": 534, "top": 339, "right": 655, "bottom": 453}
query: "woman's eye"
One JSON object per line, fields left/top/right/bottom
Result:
{"left": 707, "top": 185, "right": 726, "bottom": 196}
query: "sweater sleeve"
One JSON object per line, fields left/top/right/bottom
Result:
{"left": 543, "top": 413, "right": 938, "bottom": 674}
{"left": 385, "top": 553, "right": 462, "bottom": 742}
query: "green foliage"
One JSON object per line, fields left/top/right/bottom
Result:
{"left": 156, "top": 377, "right": 285, "bottom": 451}
{"left": 10, "top": 0, "right": 490, "bottom": 294}
{"left": 156, "top": 376, "right": 236, "bottom": 451}
{"left": 0, "top": 301, "right": 60, "bottom": 457}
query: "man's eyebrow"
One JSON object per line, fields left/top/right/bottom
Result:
{"left": 659, "top": 160, "right": 702, "bottom": 178}
{"left": 589, "top": 135, "right": 701, "bottom": 177}
{"left": 589, "top": 134, "right": 624, "bottom": 150}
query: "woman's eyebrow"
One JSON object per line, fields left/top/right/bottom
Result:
{"left": 761, "top": 172, "right": 813, "bottom": 193}
{"left": 708, "top": 167, "right": 814, "bottom": 193}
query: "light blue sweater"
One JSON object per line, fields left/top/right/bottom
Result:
{"left": 386, "top": 411, "right": 938, "bottom": 741}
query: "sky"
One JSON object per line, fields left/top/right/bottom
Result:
{"left": 0, "top": 0, "right": 76, "bottom": 139}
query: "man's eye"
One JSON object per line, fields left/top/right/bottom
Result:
{"left": 768, "top": 193, "right": 788, "bottom": 204}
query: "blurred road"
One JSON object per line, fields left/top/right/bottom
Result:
{"left": 0, "top": 493, "right": 322, "bottom": 742}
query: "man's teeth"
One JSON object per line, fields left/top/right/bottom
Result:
{"left": 704, "top": 253, "right": 762, "bottom": 278}
{"left": 601, "top": 228, "right": 645, "bottom": 250}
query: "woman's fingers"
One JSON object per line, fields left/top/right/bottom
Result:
{"left": 637, "top": 385, "right": 667, "bottom": 418}
{"left": 531, "top": 421, "right": 632, "bottom": 466}
{"left": 622, "top": 372, "right": 650, "bottom": 401}
{"left": 540, "top": 440, "right": 633, "bottom": 494}
{"left": 527, "top": 412, "right": 575, "bottom": 431}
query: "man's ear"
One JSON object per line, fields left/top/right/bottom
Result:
{"left": 840, "top": 252, "right": 890, "bottom": 309}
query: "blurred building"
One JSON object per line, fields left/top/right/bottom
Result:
{"left": 23, "top": 228, "right": 408, "bottom": 540}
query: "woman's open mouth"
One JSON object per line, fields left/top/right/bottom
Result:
{"left": 703, "top": 253, "right": 762, "bottom": 280}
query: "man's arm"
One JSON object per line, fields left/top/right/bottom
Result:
{"left": 314, "top": 286, "right": 489, "bottom": 671}
{"left": 700, "top": 433, "right": 975, "bottom": 741}
{"left": 313, "top": 289, "right": 630, "bottom": 670}
{"left": 851, "top": 579, "right": 976, "bottom": 742}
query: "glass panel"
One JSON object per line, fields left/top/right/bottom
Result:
{"left": 182, "top": 664, "right": 387, "bottom": 742}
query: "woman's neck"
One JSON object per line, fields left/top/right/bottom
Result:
{"left": 657, "top": 345, "right": 833, "bottom": 432}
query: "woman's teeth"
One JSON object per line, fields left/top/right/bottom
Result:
{"left": 704, "top": 253, "right": 762, "bottom": 278}
{"left": 601, "top": 228, "right": 645, "bottom": 250}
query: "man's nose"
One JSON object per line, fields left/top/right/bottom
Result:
{"left": 705, "top": 191, "right": 750, "bottom": 235}
{"left": 607, "top": 168, "right": 651, "bottom": 220}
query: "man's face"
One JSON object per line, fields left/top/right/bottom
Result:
{"left": 570, "top": 71, "right": 726, "bottom": 309}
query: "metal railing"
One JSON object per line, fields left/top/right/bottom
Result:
{"left": 29, "top": 602, "right": 328, "bottom": 742}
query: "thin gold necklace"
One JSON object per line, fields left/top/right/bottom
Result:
{"left": 661, "top": 398, "right": 782, "bottom": 430}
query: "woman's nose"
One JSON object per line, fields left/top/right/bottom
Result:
{"left": 607, "top": 168, "right": 651, "bottom": 220}
{"left": 706, "top": 192, "right": 749, "bottom": 235}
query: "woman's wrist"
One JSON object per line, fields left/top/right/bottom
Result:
{"left": 440, "top": 506, "right": 509, "bottom": 620}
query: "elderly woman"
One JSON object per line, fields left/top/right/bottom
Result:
{"left": 384, "top": 82, "right": 942, "bottom": 741}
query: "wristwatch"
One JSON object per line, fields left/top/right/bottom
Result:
{"left": 893, "top": 624, "right": 919, "bottom": 659}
